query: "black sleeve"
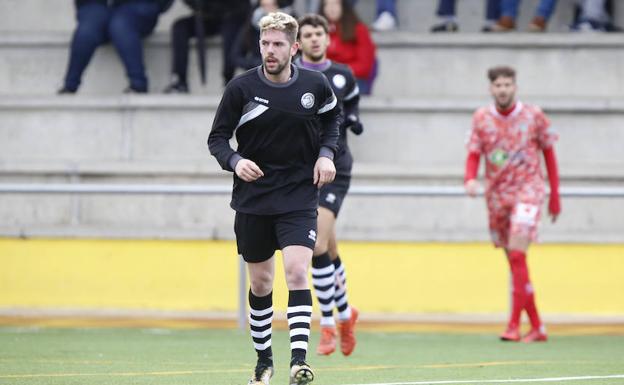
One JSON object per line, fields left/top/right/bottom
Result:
{"left": 317, "top": 76, "right": 342, "bottom": 157}
{"left": 208, "top": 83, "right": 244, "bottom": 172}
{"left": 342, "top": 74, "right": 360, "bottom": 122}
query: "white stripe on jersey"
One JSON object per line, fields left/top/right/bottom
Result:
{"left": 236, "top": 104, "right": 269, "bottom": 129}
{"left": 344, "top": 84, "right": 360, "bottom": 101}
{"left": 317, "top": 93, "right": 337, "bottom": 114}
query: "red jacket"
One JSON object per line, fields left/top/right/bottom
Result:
{"left": 327, "top": 22, "right": 376, "bottom": 79}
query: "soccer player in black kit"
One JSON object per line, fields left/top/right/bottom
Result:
{"left": 295, "top": 14, "right": 362, "bottom": 357}
{"left": 208, "top": 11, "right": 341, "bottom": 385}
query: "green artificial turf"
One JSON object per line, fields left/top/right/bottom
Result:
{"left": 1, "top": 327, "right": 623, "bottom": 385}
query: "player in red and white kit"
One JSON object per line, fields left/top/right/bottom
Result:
{"left": 465, "top": 66, "right": 561, "bottom": 343}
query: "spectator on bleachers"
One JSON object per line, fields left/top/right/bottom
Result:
{"left": 490, "top": 0, "right": 558, "bottom": 32}
{"left": 319, "top": 0, "right": 377, "bottom": 95}
{"left": 570, "top": 0, "right": 621, "bottom": 32}
{"left": 371, "top": 0, "right": 398, "bottom": 31}
{"left": 163, "top": 0, "right": 250, "bottom": 94}
{"left": 430, "top": 0, "right": 501, "bottom": 32}
{"left": 58, "top": 0, "right": 172, "bottom": 94}
{"left": 230, "top": 0, "right": 295, "bottom": 73}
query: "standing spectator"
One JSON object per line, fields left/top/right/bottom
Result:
{"left": 230, "top": 0, "right": 295, "bottom": 73}
{"left": 163, "top": 0, "right": 250, "bottom": 93}
{"left": 208, "top": 11, "right": 341, "bottom": 385}
{"left": 295, "top": 13, "right": 362, "bottom": 357}
{"left": 371, "top": 0, "right": 398, "bottom": 31}
{"left": 491, "top": 0, "right": 558, "bottom": 32}
{"left": 58, "top": 0, "right": 172, "bottom": 94}
{"left": 430, "top": 0, "right": 501, "bottom": 32}
{"left": 465, "top": 66, "right": 561, "bottom": 343}
{"left": 320, "top": 0, "right": 376, "bottom": 95}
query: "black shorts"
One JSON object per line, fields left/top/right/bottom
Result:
{"left": 318, "top": 174, "right": 351, "bottom": 217}
{"left": 234, "top": 209, "right": 318, "bottom": 263}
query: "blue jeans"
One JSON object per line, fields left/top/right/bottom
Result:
{"left": 63, "top": 0, "right": 160, "bottom": 92}
{"left": 500, "top": 0, "right": 558, "bottom": 20}
{"left": 376, "top": 0, "right": 397, "bottom": 17}
{"left": 437, "top": 0, "right": 501, "bottom": 21}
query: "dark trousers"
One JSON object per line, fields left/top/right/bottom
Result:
{"left": 437, "top": 0, "right": 501, "bottom": 21}
{"left": 63, "top": 0, "right": 159, "bottom": 92}
{"left": 170, "top": 14, "right": 244, "bottom": 86}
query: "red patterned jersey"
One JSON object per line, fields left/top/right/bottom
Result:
{"left": 467, "top": 102, "right": 558, "bottom": 196}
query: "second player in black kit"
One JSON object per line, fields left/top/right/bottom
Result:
{"left": 295, "top": 13, "right": 362, "bottom": 358}
{"left": 207, "top": 11, "right": 341, "bottom": 385}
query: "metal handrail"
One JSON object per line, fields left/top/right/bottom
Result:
{"left": 1, "top": 183, "right": 624, "bottom": 197}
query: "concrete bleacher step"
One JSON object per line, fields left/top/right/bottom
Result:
{"left": 2, "top": 31, "right": 623, "bottom": 99}
{"left": 1, "top": 95, "right": 623, "bottom": 178}
{"left": 1, "top": 95, "right": 623, "bottom": 242}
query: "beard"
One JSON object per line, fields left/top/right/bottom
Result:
{"left": 264, "top": 59, "right": 288, "bottom": 75}
{"left": 496, "top": 94, "right": 514, "bottom": 109}
{"left": 307, "top": 52, "right": 325, "bottom": 62}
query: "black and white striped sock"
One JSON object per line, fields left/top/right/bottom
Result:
{"left": 311, "top": 252, "right": 336, "bottom": 327}
{"left": 248, "top": 290, "right": 273, "bottom": 362}
{"left": 287, "top": 289, "right": 312, "bottom": 363}
{"left": 333, "top": 256, "right": 352, "bottom": 321}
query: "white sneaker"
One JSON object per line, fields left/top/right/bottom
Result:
{"left": 372, "top": 11, "right": 397, "bottom": 31}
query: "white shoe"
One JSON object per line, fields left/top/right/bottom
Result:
{"left": 372, "top": 11, "right": 397, "bottom": 31}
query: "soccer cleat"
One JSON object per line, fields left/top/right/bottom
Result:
{"left": 248, "top": 360, "right": 274, "bottom": 385}
{"left": 522, "top": 328, "right": 548, "bottom": 343}
{"left": 338, "top": 307, "right": 358, "bottom": 356}
{"left": 499, "top": 326, "right": 521, "bottom": 342}
{"left": 316, "top": 326, "right": 337, "bottom": 355}
{"left": 289, "top": 361, "right": 314, "bottom": 385}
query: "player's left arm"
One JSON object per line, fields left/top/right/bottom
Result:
{"left": 315, "top": 76, "right": 342, "bottom": 187}
{"left": 343, "top": 72, "right": 363, "bottom": 135}
{"left": 543, "top": 146, "right": 561, "bottom": 222}
{"left": 536, "top": 108, "right": 561, "bottom": 222}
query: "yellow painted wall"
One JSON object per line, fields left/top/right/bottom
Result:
{"left": 1, "top": 239, "right": 623, "bottom": 314}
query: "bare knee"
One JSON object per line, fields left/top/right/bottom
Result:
{"left": 285, "top": 264, "right": 309, "bottom": 289}
{"left": 250, "top": 270, "right": 273, "bottom": 296}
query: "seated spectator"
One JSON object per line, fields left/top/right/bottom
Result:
{"left": 371, "top": 0, "right": 398, "bottom": 31}
{"left": 320, "top": 0, "right": 377, "bottom": 95}
{"left": 230, "top": 0, "right": 295, "bottom": 73}
{"left": 58, "top": 0, "right": 172, "bottom": 94}
{"left": 490, "top": 0, "right": 558, "bottom": 32}
{"left": 163, "top": 0, "right": 250, "bottom": 94}
{"left": 570, "top": 0, "right": 621, "bottom": 32}
{"left": 430, "top": 0, "right": 501, "bottom": 32}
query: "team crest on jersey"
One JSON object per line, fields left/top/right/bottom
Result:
{"left": 332, "top": 74, "right": 346, "bottom": 89}
{"left": 301, "top": 93, "right": 315, "bottom": 109}
{"left": 489, "top": 148, "right": 508, "bottom": 166}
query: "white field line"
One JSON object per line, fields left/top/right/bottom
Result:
{"left": 342, "top": 374, "right": 624, "bottom": 385}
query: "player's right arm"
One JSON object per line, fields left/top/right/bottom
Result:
{"left": 464, "top": 110, "right": 483, "bottom": 197}
{"left": 464, "top": 152, "right": 481, "bottom": 197}
{"left": 207, "top": 82, "right": 263, "bottom": 181}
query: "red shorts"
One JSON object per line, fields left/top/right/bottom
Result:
{"left": 486, "top": 185, "right": 545, "bottom": 248}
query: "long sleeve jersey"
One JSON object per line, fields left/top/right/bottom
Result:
{"left": 294, "top": 57, "right": 360, "bottom": 177}
{"left": 208, "top": 65, "right": 342, "bottom": 215}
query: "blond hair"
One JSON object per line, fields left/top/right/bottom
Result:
{"left": 259, "top": 12, "right": 299, "bottom": 44}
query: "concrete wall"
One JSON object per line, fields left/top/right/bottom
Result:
{"left": 1, "top": 96, "right": 623, "bottom": 242}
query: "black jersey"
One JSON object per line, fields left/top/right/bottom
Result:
{"left": 208, "top": 65, "right": 342, "bottom": 215}
{"left": 294, "top": 58, "right": 360, "bottom": 177}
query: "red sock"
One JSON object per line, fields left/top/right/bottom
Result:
{"left": 524, "top": 283, "right": 543, "bottom": 330}
{"left": 507, "top": 250, "right": 529, "bottom": 329}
